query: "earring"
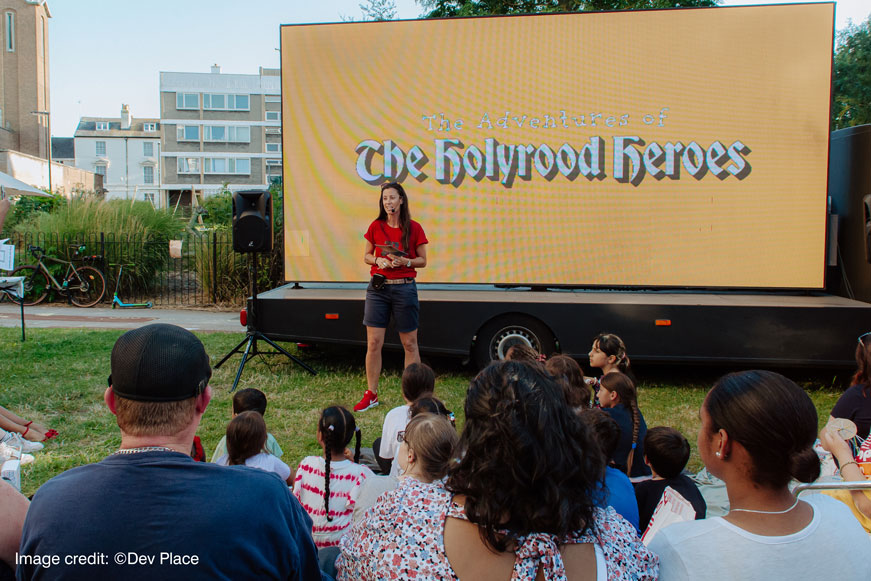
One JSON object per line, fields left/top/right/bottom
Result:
{"left": 715, "top": 452, "right": 721, "bottom": 457}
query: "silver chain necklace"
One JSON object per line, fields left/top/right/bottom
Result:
{"left": 729, "top": 498, "right": 800, "bottom": 515}
{"left": 113, "top": 446, "right": 176, "bottom": 455}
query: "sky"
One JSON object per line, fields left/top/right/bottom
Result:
{"left": 47, "top": 0, "right": 870, "bottom": 137}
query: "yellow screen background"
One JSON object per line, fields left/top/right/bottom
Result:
{"left": 281, "top": 4, "right": 833, "bottom": 288}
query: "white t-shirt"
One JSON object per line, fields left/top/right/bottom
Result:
{"left": 214, "top": 452, "right": 291, "bottom": 482}
{"left": 649, "top": 493, "right": 871, "bottom": 581}
{"left": 380, "top": 404, "right": 410, "bottom": 478}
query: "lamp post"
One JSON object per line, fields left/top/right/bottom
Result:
{"left": 31, "top": 110, "right": 51, "bottom": 193}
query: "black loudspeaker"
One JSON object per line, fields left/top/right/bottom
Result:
{"left": 232, "top": 190, "right": 273, "bottom": 252}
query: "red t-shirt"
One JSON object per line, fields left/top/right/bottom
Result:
{"left": 365, "top": 219, "right": 428, "bottom": 279}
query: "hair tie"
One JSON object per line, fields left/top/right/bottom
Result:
{"left": 631, "top": 442, "right": 637, "bottom": 449}
{"left": 355, "top": 426, "right": 361, "bottom": 433}
{"left": 327, "top": 425, "right": 335, "bottom": 431}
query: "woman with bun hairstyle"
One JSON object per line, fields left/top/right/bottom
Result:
{"left": 649, "top": 370, "right": 871, "bottom": 580}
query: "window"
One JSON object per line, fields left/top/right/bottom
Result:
{"left": 265, "top": 111, "right": 280, "bottom": 121}
{"left": 203, "top": 93, "right": 250, "bottom": 111}
{"left": 177, "top": 125, "right": 199, "bottom": 141}
{"left": 176, "top": 93, "right": 199, "bottom": 110}
{"left": 96, "top": 121, "right": 109, "bottom": 131}
{"left": 96, "top": 141, "right": 106, "bottom": 156}
{"left": 177, "top": 157, "right": 200, "bottom": 174}
{"left": 95, "top": 164, "right": 107, "bottom": 177}
{"left": 143, "top": 192, "right": 156, "bottom": 206}
{"left": 143, "top": 166, "right": 154, "bottom": 184}
{"left": 143, "top": 142, "right": 154, "bottom": 156}
{"left": 203, "top": 125, "right": 250, "bottom": 143}
{"left": 143, "top": 123, "right": 157, "bottom": 132}
{"left": 266, "top": 143, "right": 281, "bottom": 153}
{"left": 265, "top": 96, "right": 281, "bottom": 103}
{"left": 5, "top": 12, "right": 14, "bottom": 52}
{"left": 203, "top": 157, "right": 250, "bottom": 175}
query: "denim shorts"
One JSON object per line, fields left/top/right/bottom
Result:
{"left": 363, "top": 280, "right": 420, "bottom": 333}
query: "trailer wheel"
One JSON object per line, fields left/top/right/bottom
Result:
{"left": 472, "top": 316, "right": 557, "bottom": 370}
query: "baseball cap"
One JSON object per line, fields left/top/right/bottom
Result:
{"left": 109, "top": 324, "right": 212, "bottom": 402}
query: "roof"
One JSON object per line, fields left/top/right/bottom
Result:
{"left": 51, "top": 137, "right": 74, "bottom": 159}
{"left": 75, "top": 117, "right": 161, "bottom": 138}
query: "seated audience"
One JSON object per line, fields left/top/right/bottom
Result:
{"left": 214, "top": 411, "right": 292, "bottom": 484}
{"left": 597, "top": 372, "right": 651, "bottom": 478}
{"left": 587, "top": 332, "right": 634, "bottom": 389}
{"left": 353, "top": 395, "right": 456, "bottom": 522}
{"left": 819, "top": 424, "right": 871, "bottom": 531}
{"left": 634, "top": 427, "right": 706, "bottom": 532}
{"left": 649, "top": 370, "right": 871, "bottom": 580}
{"left": 829, "top": 332, "right": 871, "bottom": 440}
{"left": 293, "top": 406, "right": 373, "bottom": 549}
{"left": 338, "top": 360, "right": 658, "bottom": 580}
{"left": 17, "top": 324, "right": 322, "bottom": 579}
{"left": 373, "top": 362, "right": 435, "bottom": 476}
{"left": 504, "top": 343, "right": 544, "bottom": 364}
{"left": 580, "top": 408, "right": 641, "bottom": 532}
{"left": 0, "top": 405, "right": 56, "bottom": 450}
{"left": 546, "top": 354, "right": 592, "bottom": 410}
{"left": 210, "top": 387, "right": 282, "bottom": 462}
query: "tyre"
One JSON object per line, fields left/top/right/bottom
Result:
{"left": 9, "top": 265, "right": 51, "bottom": 306}
{"left": 68, "top": 266, "right": 106, "bottom": 307}
{"left": 472, "top": 315, "right": 557, "bottom": 370}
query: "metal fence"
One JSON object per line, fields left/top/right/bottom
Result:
{"left": 2, "top": 231, "right": 277, "bottom": 307}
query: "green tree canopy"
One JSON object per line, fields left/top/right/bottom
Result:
{"left": 416, "top": 0, "right": 719, "bottom": 18}
{"left": 832, "top": 17, "right": 871, "bottom": 130}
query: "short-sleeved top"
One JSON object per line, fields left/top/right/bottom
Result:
{"left": 830, "top": 383, "right": 871, "bottom": 439}
{"left": 337, "top": 477, "right": 658, "bottom": 581}
{"left": 380, "top": 405, "right": 411, "bottom": 477}
{"left": 214, "top": 452, "right": 291, "bottom": 482}
{"left": 596, "top": 466, "right": 641, "bottom": 533}
{"left": 292, "top": 457, "right": 374, "bottom": 549}
{"left": 648, "top": 494, "right": 871, "bottom": 581}
{"left": 365, "top": 219, "right": 428, "bottom": 279}
{"left": 634, "top": 475, "right": 707, "bottom": 533}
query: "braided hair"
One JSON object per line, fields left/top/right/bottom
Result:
{"left": 318, "top": 406, "right": 362, "bottom": 522}
{"left": 599, "top": 372, "right": 641, "bottom": 475}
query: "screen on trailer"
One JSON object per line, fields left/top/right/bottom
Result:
{"left": 280, "top": 4, "right": 833, "bottom": 288}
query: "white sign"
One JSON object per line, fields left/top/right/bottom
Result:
{"left": 0, "top": 239, "right": 14, "bottom": 271}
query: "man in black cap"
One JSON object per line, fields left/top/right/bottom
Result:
{"left": 18, "top": 324, "right": 325, "bottom": 580}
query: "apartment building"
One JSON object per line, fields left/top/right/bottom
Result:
{"left": 0, "top": 0, "right": 50, "bottom": 159}
{"left": 74, "top": 105, "right": 161, "bottom": 204}
{"left": 159, "top": 65, "right": 282, "bottom": 208}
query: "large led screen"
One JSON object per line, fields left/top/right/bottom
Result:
{"left": 281, "top": 4, "right": 834, "bottom": 287}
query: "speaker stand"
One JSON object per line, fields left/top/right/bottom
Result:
{"left": 214, "top": 253, "right": 316, "bottom": 391}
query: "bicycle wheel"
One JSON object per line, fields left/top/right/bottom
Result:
{"left": 68, "top": 266, "right": 106, "bottom": 307}
{"left": 9, "top": 265, "right": 51, "bottom": 306}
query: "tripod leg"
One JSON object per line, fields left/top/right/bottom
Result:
{"left": 231, "top": 335, "right": 257, "bottom": 392}
{"left": 256, "top": 332, "right": 317, "bottom": 375}
{"left": 214, "top": 335, "right": 252, "bottom": 369}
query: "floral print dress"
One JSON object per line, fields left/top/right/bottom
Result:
{"left": 337, "top": 477, "right": 658, "bottom": 581}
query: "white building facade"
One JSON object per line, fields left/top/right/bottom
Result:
{"left": 73, "top": 104, "right": 161, "bottom": 205}
{"left": 159, "top": 65, "right": 282, "bottom": 208}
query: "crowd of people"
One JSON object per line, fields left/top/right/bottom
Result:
{"left": 2, "top": 323, "right": 871, "bottom": 580}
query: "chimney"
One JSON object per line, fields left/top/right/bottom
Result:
{"left": 121, "top": 104, "right": 131, "bottom": 130}
{"left": 211, "top": 64, "right": 221, "bottom": 74}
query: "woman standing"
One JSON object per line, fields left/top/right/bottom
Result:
{"left": 355, "top": 182, "right": 428, "bottom": 412}
{"left": 649, "top": 370, "right": 871, "bottom": 580}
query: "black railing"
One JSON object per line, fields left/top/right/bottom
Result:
{"left": 2, "top": 231, "right": 271, "bottom": 307}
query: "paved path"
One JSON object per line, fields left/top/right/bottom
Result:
{"left": 0, "top": 303, "right": 242, "bottom": 333}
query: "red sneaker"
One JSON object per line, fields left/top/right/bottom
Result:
{"left": 353, "top": 390, "right": 379, "bottom": 412}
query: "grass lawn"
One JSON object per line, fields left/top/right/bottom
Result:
{"left": 0, "top": 327, "right": 849, "bottom": 497}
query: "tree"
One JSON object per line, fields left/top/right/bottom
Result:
{"left": 416, "top": 0, "right": 718, "bottom": 18}
{"left": 361, "top": 0, "right": 397, "bottom": 21}
{"left": 832, "top": 17, "right": 871, "bottom": 130}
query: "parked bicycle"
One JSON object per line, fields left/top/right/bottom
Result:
{"left": 7, "top": 245, "right": 106, "bottom": 307}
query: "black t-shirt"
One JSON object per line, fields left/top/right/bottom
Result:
{"left": 634, "top": 474, "right": 707, "bottom": 532}
{"left": 831, "top": 383, "right": 871, "bottom": 439}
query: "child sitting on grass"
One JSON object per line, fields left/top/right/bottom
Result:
{"left": 211, "top": 388, "right": 282, "bottom": 462}
{"left": 634, "top": 426, "right": 707, "bottom": 532}
{"left": 293, "top": 406, "right": 373, "bottom": 549}
{"left": 215, "top": 411, "right": 293, "bottom": 484}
